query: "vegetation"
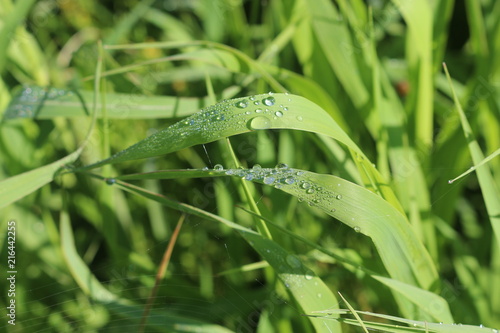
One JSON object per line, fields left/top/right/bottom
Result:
{"left": 1, "top": 0, "right": 499, "bottom": 332}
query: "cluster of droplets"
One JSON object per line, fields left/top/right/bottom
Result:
{"left": 5, "top": 85, "right": 73, "bottom": 119}
{"left": 234, "top": 92, "right": 293, "bottom": 130}
{"left": 207, "top": 164, "right": 363, "bottom": 234}
{"left": 211, "top": 162, "right": 298, "bottom": 188}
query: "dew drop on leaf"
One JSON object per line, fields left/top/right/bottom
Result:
{"left": 262, "top": 96, "right": 276, "bottom": 106}
{"left": 213, "top": 164, "right": 224, "bottom": 171}
{"left": 336, "top": 194, "right": 342, "bottom": 200}
{"left": 235, "top": 100, "right": 248, "bottom": 108}
{"left": 296, "top": 116, "right": 303, "bottom": 121}
{"left": 300, "top": 182, "right": 311, "bottom": 189}
{"left": 275, "top": 163, "right": 288, "bottom": 170}
{"left": 275, "top": 111, "right": 283, "bottom": 117}
{"left": 354, "top": 226, "right": 361, "bottom": 233}
{"left": 249, "top": 116, "right": 271, "bottom": 130}
{"left": 105, "top": 178, "right": 116, "bottom": 185}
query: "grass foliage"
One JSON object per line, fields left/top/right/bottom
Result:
{"left": 1, "top": 0, "right": 500, "bottom": 332}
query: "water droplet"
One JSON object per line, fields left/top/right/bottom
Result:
{"left": 235, "top": 100, "right": 248, "bottom": 108}
{"left": 283, "top": 107, "right": 288, "bottom": 111}
{"left": 306, "top": 188, "right": 314, "bottom": 194}
{"left": 354, "top": 226, "right": 361, "bottom": 233}
{"left": 262, "top": 96, "right": 276, "bottom": 106}
{"left": 305, "top": 271, "right": 314, "bottom": 280}
{"left": 275, "top": 111, "right": 283, "bottom": 117}
{"left": 255, "top": 108, "right": 263, "bottom": 113}
{"left": 245, "top": 110, "right": 251, "bottom": 115}
{"left": 336, "top": 194, "right": 342, "bottom": 200}
{"left": 202, "top": 167, "right": 209, "bottom": 171}
{"left": 225, "top": 170, "right": 234, "bottom": 175}
{"left": 275, "top": 163, "right": 288, "bottom": 170}
{"left": 296, "top": 116, "right": 303, "bottom": 121}
{"left": 298, "top": 197, "right": 304, "bottom": 202}
{"left": 317, "top": 293, "right": 322, "bottom": 298}
{"left": 300, "top": 182, "right": 311, "bottom": 189}
{"left": 268, "top": 91, "right": 274, "bottom": 95}
{"left": 244, "top": 174, "right": 254, "bottom": 181}
{"left": 105, "top": 178, "right": 116, "bottom": 185}
{"left": 263, "top": 176, "right": 275, "bottom": 185}
{"left": 285, "top": 254, "right": 301, "bottom": 268}
{"left": 249, "top": 116, "right": 271, "bottom": 130}
{"left": 254, "top": 100, "right": 260, "bottom": 105}
{"left": 252, "top": 164, "right": 262, "bottom": 170}
{"left": 249, "top": 96, "right": 256, "bottom": 101}
{"left": 284, "top": 176, "right": 296, "bottom": 185}
{"left": 214, "top": 164, "right": 224, "bottom": 171}
{"left": 275, "top": 183, "right": 282, "bottom": 189}
{"left": 331, "top": 208, "right": 336, "bottom": 213}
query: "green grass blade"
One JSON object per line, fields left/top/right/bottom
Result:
{"left": 0, "top": 150, "right": 80, "bottom": 209}
{"left": 3, "top": 85, "right": 238, "bottom": 120}
{"left": 444, "top": 64, "right": 500, "bottom": 251}
{"left": 0, "top": 0, "right": 37, "bottom": 73}
{"left": 372, "top": 276, "right": 453, "bottom": 323}
{"left": 394, "top": 0, "right": 434, "bottom": 148}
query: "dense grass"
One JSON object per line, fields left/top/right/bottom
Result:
{"left": 1, "top": 0, "right": 499, "bottom": 332}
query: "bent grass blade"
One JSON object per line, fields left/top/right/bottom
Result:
{"left": 77, "top": 93, "right": 403, "bottom": 213}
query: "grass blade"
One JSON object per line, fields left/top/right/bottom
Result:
{"left": 444, "top": 63, "right": 500, "bottom": 250}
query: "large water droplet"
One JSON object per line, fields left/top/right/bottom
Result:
{"left": 235, "top": 100, "right": 248, "bottom": 108}
{"left": 262, "top": 96, "right": 276, "bottom": 106}
{"left": 275, "top": 163, "right": 288, "bottom": 170}
{"left": 244, "top": 174, "right": 254, "bottom": 181}
{"left": 300, "top": 182, "right": 311, "bottom": 189}
{"left": 275, "top": 111, "right": 283, "bottom": 117}
{"left": 285, "top": 254, "right": 301, "bottom": 269}
{"left": 284, "top": 176, "right": 296, "bottom": 185}
{"left": 213, "top": 164, "right": 224, "bottom": 171}
{"left": 249, "top": 116, "right": 271, "bottom": 130}
{"left": 252, "top": 164, "right": 262, "bottom": 170}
